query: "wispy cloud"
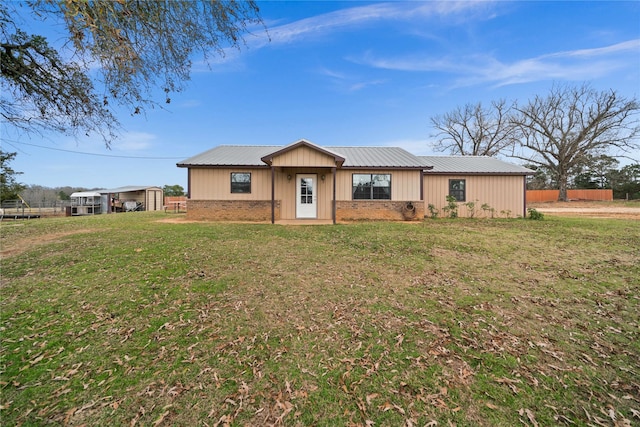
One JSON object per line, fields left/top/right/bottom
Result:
{"left": 317, "top": 66, "right": 386, "bottom": 92}
{"left": 112, "top": 131, "right": 156, "bottom": 151}
{"left": 464, "top": 39, "right": 640, "bottom": 87}
{"left": 178, "top": 99, "right": 202, "bottom": 108}
{"left": 197, "top": 1, "right": 497, "bottom": 73}
{"left": 353, "top": 39, "right": 640, "bottom": 88}
{"left": 347, "top": 79, "right": 386, "bottom": 92}
{"left": 257, "top": 1, "right": 493, "bottom": 47}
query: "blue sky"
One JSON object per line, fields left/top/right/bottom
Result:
{"left": 4, "top": 1, "right": 640, "bottom": 189}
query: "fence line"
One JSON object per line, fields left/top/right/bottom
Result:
{"left": 163, "top": 196, "right": 187, "bottom": 212}
{"left": 527, "top": 189, "right": 614, "bottom": 203}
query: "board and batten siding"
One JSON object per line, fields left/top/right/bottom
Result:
{"left": 189, "top": 168, "right": 272, "bottom": 200}
{"left": 275, "top": 168, "right": 334, "bottom": 220}
{"left": 335, "top": 170, "right": 422, "bottom": 201}
{"left": 188, "top": 167, "right": 424, "bottom": 220}
{"left": 424, "top": 175, "right": 526, "bottom": 218}
{"left": 271, "top": 146, "right": 337, "bottom": 168}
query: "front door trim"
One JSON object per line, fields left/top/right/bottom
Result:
{"left": 296, "top": 174, "right": 317, "bottom": 219}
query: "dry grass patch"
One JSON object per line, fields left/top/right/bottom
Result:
{"left": 1, "top": 213, "right": 638, "bottom": 426}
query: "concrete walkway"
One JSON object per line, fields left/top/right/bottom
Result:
{"left": 275, "top": 219, "right": 335, "bottom": 225}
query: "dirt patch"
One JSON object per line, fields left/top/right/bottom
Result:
{"left": 0, "top": 229, "right": 94, "bottom": 259}
{"left": 155, "top": 216, "right": 202, "bottom": 224}
{"left": 529, "top": 201, "right": 640, "bottom": 220}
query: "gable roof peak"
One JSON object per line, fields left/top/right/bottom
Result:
{"left": 261, "top": 139, "right": 346, "bottom": 166}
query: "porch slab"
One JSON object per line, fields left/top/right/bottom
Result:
{"left": 275, "top": 219, "right": 335, "bottom": 225}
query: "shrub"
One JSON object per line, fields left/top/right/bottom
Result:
{"left": 481, "top": 203, "right": 495, "bottom": 219}
{"left": 464, "top": 200, "right": 478, "bottom": 218}
{"left": 442, "top": 195, "right": 459, "bottom": 218}
{"left": 427, "top": 203, "right": 439, "bottom": 219}
{"left": 527, "top": 208, "right": 544, "bottom": 220}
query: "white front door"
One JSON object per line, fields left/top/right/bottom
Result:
{"left": 296, "top": 174, "right": 317, "bottom": 218}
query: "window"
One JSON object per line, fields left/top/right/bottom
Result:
{"left": 449, "top": 179, "right": 466, "bottom": 202}
{"left": 352, "top": 174, "right": 391, "bottom": 200}
{"left": 300, "top": 178, "right": 313, "bottom": 204}
{"left": 231, "top": 172, "right": 251, "bottom": 193}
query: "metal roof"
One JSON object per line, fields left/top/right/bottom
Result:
{"left": 328, "top": 147, "right": 431, "bottom": 168}
{"left": 262, "top": 139, "right": 346, "bottom": 166}
{"left": 177, "top": 145, "right": 281, "bottom": 167}
{"left": 178, "top": 144, "right": 431, "bottom": 169}
{"left": 420, "top": 156, "right": 534, "bottom": 175}
{"left": 99, "top": 186, "right": 163, "bottom": 193}
{"left": 70, "top": 191, "right": 102, "bottom": 198}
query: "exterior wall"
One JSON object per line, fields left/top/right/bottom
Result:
{"left": 271, "top": 146, "right": 337, "bottom": 167}
{"left": 335, "top": 170, "right": 422, "bottom": 201}
{"left": 186, "top": 167, "right": 425, "bottom": 221}
{"left": 424, "top": 174, "right": 526, "bottom": 218}
{"left": 189, "top": 168, "right": 272, "bottom": 199}
{"left": 336, "top": 200, "right": 424, "bottom": 221}
{"left": 145, "top": 189, "right": 164, "bottom": 211}
{"left": 187, "top": 200, "right": 279, "bottom": 221}
{"left": 276, "top": 168, "right": 334, "bottom": 220}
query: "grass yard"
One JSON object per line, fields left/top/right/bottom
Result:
{"left": 1, "top": 213, "right": 638, "bottom": 426}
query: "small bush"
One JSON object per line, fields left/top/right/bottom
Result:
{"left": 527, "top": 208, "right": 544, "bottom": 220}
{"left": 442, "top": 195, "right": 459, "bottom": 218}
{"left": 464, "top": 200, "right": 478, "bottom": 218}
{"left": 481, "top": 203, "right": 495, "bottom": 218}
{"left": 427, "top": 204, "right": 439, "bottom": 219}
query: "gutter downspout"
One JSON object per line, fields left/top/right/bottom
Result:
{"left": 332, "top": 167, "right": 337, "bottom": 224}
{"left": 187, "top": 169, "right": 192, "bottom": 203}
{"left": 271, "top": 166, "right": 275, "bottom": 224}
{"left": 523, "top": 175, "right": 527, "bottom": 218}
{"left": 420, "top": 170, "right": 424, "bottom": 203}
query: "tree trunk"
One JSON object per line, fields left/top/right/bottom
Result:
{"left": 558, "top": 171, "right": 569, "bottom": 201}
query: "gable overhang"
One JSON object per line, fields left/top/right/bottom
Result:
{"left": 180, "top": 164, "right": 271, "bottom": 169}
{"left": 423, "top": 171, "right": 533, "bottom": 176}
{"left": 260, "top": 139, "right": 345, "bottom": 168}
{"left": 339, "top": 166, "right": 431, "bottom": 170}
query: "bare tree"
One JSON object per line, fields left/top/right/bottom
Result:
{"left": 1, "top": 1, "right": 263, "bottom": 146}
{"left": 511, "top": 84, "right": 639, "bottom": 201}
{"left": 430, "top": 99, "right": 516, "bottom": 156}
{"left": 1, "top": 13, "right": 118, "bottom": 143}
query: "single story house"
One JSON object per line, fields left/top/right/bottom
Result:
{"left": 177, "top": 139, "right": 533, "bottom": 223}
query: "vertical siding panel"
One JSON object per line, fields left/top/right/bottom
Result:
{"left": 190, "top": 168, "right": 273, "bottom": 200}
{"left": 272, "top": 146, "right": 337, "bottom": 167}
{"left": 423, "top": 175, "right": 526, "bottom": 218}
{"left": 335, "top": 170, "right": 420, "bottom": 201}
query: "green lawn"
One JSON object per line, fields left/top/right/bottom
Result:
{"left": 1, "top": 213, "right": 638, "bottom": 426}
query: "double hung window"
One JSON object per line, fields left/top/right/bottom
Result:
{"left": 449, "top": 179, "right": 466, "bottom": 202}
{"left": 231, "top": 172, "right": 251, "bottom": 193}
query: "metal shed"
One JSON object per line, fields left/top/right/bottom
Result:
{"left": 102, "top": 186, "right": 164, "bottom": 213}
{"left": 70, "top": 186, "right": 164, "bottom": 215}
